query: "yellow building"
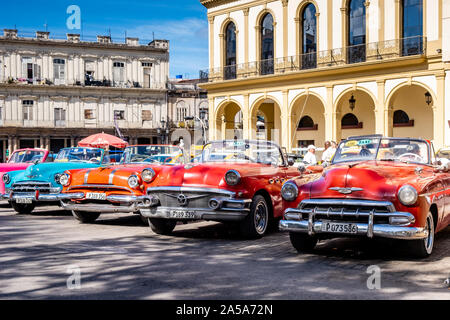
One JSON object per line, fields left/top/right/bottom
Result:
{"left": 200, "top": 0, "right": 450, "bottom": 151}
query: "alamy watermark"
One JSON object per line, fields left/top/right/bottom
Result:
{"left": 366, "top": 265, "right": 381, "bottom": 290}
{"left": 66, "top": 265, "right": 81, "bottom": 290}
{"left": 66, "top": 5, "right": 81, "bottom": 30}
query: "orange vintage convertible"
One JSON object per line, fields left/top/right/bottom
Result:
{"left": 279, "top": 135, "right": 450, "bottom": 258}
{"left": 58, "top": 145, "right": 185, "bottom": 223}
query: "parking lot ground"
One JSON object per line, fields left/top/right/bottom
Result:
{"left": 0, "top": 203, "right": 449, "bottom": 300}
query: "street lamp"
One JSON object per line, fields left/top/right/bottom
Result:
{"left": 349, "top": 95, "right": 356, "bottom": 111}
{"left": 425, "top": 92, "right": 432, "bottom": 106}
{"left": 159, "top": 118, "right": 169, "bottom": 144}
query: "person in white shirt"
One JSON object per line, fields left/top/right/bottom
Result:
{"left": 322, "top": 141, "right": 337, "bottom": 163}
{"left": 303, "top": 145, "right": 317, "bottom": 165}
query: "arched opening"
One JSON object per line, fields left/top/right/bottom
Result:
{"left": 301, "top": 3, "right": 317, "bottom": 69}
{"left": 251, "top": 98, "right": 281, "bottom": 143}
{"left": 336, "top": 89, "right": 375, "bottom": 140}
{"left": 401, "top": 0, "right": 423, "bottom": 56}
{"left": 215, "top": 102, "right": 243, "bottom": 140}
{"left": 290, "top": 94, "right": 325, "bottom": 153}
{"left": 224, "top": 22, "right": 237, "bottom": 80}
{"left": 347, "top": 0, "right": 366, "bottom": 64}
{"left": 260, "top": 13, "right": 274, "bottom": 75}
{"left": 388, "top": 84, "right": 433, "bottom": 140}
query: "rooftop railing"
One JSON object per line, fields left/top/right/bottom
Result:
{"left": 200, "top": 36, "right": 426, "bottom": 83}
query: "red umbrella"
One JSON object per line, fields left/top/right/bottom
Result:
{"left": 78, "top": 132, "right": 128, "bottom": 149}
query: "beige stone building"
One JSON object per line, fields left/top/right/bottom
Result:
{"left": 0, "top": 29, "right": 170, "bottom": 161}
{"left": 200, "top": 0, "right": 450, "bottom": 152}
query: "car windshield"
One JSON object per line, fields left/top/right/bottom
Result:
{"left": 202, "top": 140, "right": 285, "bottom": 166}
{"left": 333, "top": 137, "right": 430, "bottom": 164}
{"left": 122, "top": 145, "right": 184, "bottom": 164}
{"left": 8, "top": 150, "right": 45, "bottom": 163}
{"left": 55, "top": 147, "right": 103, "bottom": 163}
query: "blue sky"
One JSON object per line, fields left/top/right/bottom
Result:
{"left": 0, "top": 0, "right": 208, "bottom": 78}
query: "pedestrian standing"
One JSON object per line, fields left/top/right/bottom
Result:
{"left": 322, "top": 140, "right": 337, "bottom": 163}
{"left": 303, "top": 145, "right": 317, "bottom": 165}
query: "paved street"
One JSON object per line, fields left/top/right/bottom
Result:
{"left": 0, "top": 203, "right": 449, "bottom": 300}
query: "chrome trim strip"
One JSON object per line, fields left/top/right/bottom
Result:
{"left": 61, "top": 201, "right": 139, "bottom": 213}
{"left": 140, "top": 206, "right": 248, "bottom": 221}
{"left": 299, "top": 199, "right": 396, "bottom": 212}
{"left": 108, "top": 168, "right": 118, "bottom": 185}
{"left": 147, "top": 186, "right": 236, "bottom": 197}
{"left": 368, "top": 210, "right": 374, "bottom": 238}
{"left": 84, "top": 169, "right": 92, "bottom": 184}
{"left": 279, "top": 220, "right": 428, "bottom": 240}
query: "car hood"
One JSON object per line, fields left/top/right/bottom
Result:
{"left": 308, "top": 160, "right": 433, "bottom": 200}
{"left": 6, "top": 162, "right": 100, "bottom": 187}
{"left": 151, "top": 162, "right": 270, "bottom": 190}
{"left": 77, "top": 164, "right": 161, "bottom": 186}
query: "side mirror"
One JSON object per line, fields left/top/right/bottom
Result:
{"left": 287, "top": 159, "right": 295, "bottom": 166}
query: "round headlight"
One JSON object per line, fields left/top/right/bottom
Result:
{"left": 59, "top": 173, "right": 70, "bottom": 187}
{"left": 128, "top": 175, "right": 140, "bottom": 188}
{"left": 398, "top": 185, "right": 418, "bottom": 206}
{"left": 225, "top": 170, "right": 240, "bottom": 186}
{"left": 281, "top": 181, "right": 299, "bottom": 201}
{"left": 2, "top": 173, "right": 10, "bottom": 184}
{"left": 141, "top": 168, "right": 156, "bottom": 182}
{"left": 54, "top": 173, "right": 62, "bottom": 184}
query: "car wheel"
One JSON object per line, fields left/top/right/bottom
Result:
{"left": 289, "top": 232, "right": 318, "bottom": 253}
{"left": 11, "top": 202, "right": 36, "bottom": 215}
{"left": 239, "top": 195, "right": 269, "bottom": 239}
{"left": 148, "top": 218, "right": 177, "bottom": 235}
{"left": 406, "top": 211, "right": 435, "bottom": 258}
{"left": 72, "top": 210, "right": 100, "bottom": 223}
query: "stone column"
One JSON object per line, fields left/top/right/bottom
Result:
{"left": 281, "top": 90, "right": 290, "bottom": 151}
{"left": 434, "top": 73, "right": 446, "bottom": 149}
{"left": 375, "top": 80, "right": 386, "bottom": 135}
{"left": 243, "top": 94, "right": 250, "bottom": 140}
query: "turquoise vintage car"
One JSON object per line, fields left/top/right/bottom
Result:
{"left": 1, "top": 147, "right": 107, "bottom": 214}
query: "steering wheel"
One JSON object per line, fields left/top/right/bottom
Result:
{"left": 89, "top": 158, "right": 100, "bottom": 163}
{"left": 398, "top": 153, "right": 423, "bottom": 163}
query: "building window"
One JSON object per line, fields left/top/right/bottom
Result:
{"left": 114, "top": 110, "right": 125, "bottom": 120}
{"left": 301, "top": 3, "right": 317, "bottom": 69}
{"left": 84, "top": 109, "right": 95, "bottom": 120}
{"left": 142, "top": 110, "right": 152, "bottom": 121}
{"left": 177, "top": 101, "right": 187, "bottom": 122}
{"left": 54, "top": 108, "right": 66, "bottom": 126}
{"left": 260, "top": 13, "right": 274, "bottom": 75}
{"left": 21, "top": 58, "right": 41, "bottom": 82}
{"left": 53, "top": 59, "right": 66, "bottom": 85}
{"left": 224, "top": 21, "right": 237, "bottom": 80}
{"left": 22, "top": 100, "right": 34, "bottom": 121}
{"left": 113, "top": 62, "right": 125, "bottom": 86}
{"left": 393, "top": 110, "right": 414, "bottom": 127}
{"left": 341, "top": 113, "right": 362, "bottom": 129}
{"left": 402, "top": 0, "right": 423, "bottom": 56}
{"left": 347, "top": 0, "right": 366, "bottom": 64}
{"left": 142, "top": 62, "right": 152, "bottom": 67}
{"left": 298, "top": 116, "right": 318, "bottom": 131}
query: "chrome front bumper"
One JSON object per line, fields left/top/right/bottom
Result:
{"left": 279, "top": 199, "right": 428, "bottom": 240}
{"left": 59, "top": 193, "right": 159, "bottom": 214}
{"left": 140, "top": 205, "right": 251, "bottom": 222}
{"left": 1, "top": 191, "right": 81, "bottom": 202}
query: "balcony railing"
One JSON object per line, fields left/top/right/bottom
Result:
{"left": 200, "top": 36, "right": 426, "bottom": 83}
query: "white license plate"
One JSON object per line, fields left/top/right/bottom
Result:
{"left": 168, "top": 210, "right": 196, "bottom": 219}
{"left": 321, "top": 222, "right": 358, "bottom": 234}
{"left": 86, "top": 192, "right": 107, "bottom": 200}
{"left": 16, "top": 198, "right": 32, "bottom": 204}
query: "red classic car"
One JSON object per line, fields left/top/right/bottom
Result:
{"left": 279, "top": 135, "right": 450, "bottom": 258}
{"left": 139, "top": 140, "right": 302, "bottom": 238}
{"left": 59, "top": 145, "right": 185, "bottom": 223}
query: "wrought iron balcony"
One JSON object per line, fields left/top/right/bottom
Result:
{"left": 200, "top": 36, "right": 426, "bottom": 83}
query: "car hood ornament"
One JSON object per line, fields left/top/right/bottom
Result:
{"left": 329, "top": 187, "right": 364, "bottom": 194}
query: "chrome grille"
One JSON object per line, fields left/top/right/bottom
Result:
{"left": 12, "top": 182, "right": 52, "bottom": 193}
{"left": 299, "top": 199, "right": 394, "bottom": 224}
{"left": 147, "top": 187, "right": 234, "bottom": 209}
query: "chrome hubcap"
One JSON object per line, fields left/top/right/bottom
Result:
{"left": 424, "top": 215, "right": 434, "bottom": 254}
{"left": 254, "top": 201, "right": 268, "bottom": 234}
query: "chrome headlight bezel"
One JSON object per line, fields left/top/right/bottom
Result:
{"left": 128, "top": 175, "right": 140, "bottom": 189}
{"left": 398, "top": 184, "right": 418, "bottom": 206}
{"left": 59, "top": 173, "right": 70, "bottom": 187}
{"left": 281, "top": 181, "right": 299, "bottom": 202}
{"left": 141, "top": 168, "right": 156, "bottom": 182}
{"left": 54, "top": 173, "right": 62, "bottom": 184}
{"left": 2, "top": 173, "right": 10, "bottom": 184}
{"left": 225, "top": 170, "right": 241, "bottom": 186}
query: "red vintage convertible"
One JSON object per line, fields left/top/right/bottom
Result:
{"left": 139, "top": 140, "right": 301, "bottom": 238}
{"left": 279, "top": 135, "right": 450, "bottom": 257}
